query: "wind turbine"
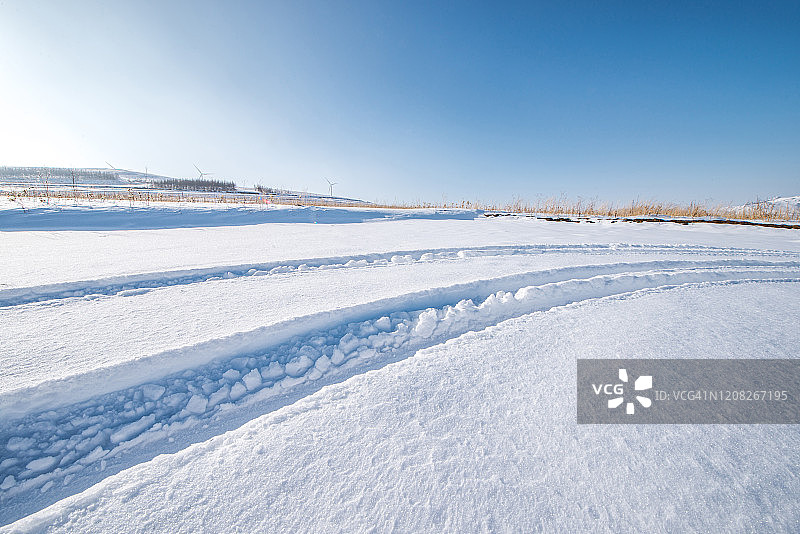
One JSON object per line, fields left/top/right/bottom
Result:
{"left": 105, "top": 161, "right": 121, "bottom": 180}
{"left": 325, "top": 178, "right": 338, "bottom": 197}
{"left": 193, "top": 164, "right": 214, "bottom": 180}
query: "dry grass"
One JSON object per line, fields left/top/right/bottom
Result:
{"left": 3, "top": 188, "right": 799, "bottom": 222}
{"left": 381, "top": 196, "right": 800, "bottom": 222}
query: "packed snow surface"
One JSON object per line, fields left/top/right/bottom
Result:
{"left": 1, "top": 201, "right": 799, "bottom": 531}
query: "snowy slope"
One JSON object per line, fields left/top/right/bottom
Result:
{"left": 0, "top": 168, "right": 147, "bottom": 186}
{"left": 1, "top": 203, "right": 800, "bottom": 530}
{"left": 767, "top": 195, "right": 800, "bottom": 212}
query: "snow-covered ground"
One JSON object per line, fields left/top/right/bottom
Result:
{"left": 1, "top": 201, "right": 799, "bottom": 531}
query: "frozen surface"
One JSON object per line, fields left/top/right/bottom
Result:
{"left": 0, "top": 199, "right": 478, "bottom": 231}
{"left": 1, "top": 202, "right": 799, "bottom": 530}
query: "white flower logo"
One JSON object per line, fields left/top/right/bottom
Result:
{"left": 608, "top": 369, "right": 652, "bottom": 415}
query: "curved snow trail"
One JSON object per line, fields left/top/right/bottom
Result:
{"left": 2, "top": 243, "right": 797, "bottom": 308}
{"left": 13, "top": 256, "right": 799, "bottom": 402}
{"left": 1, "top": 262, "right": 799, "bottom": 522}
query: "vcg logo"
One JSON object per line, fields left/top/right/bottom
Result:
{"left": 591, "top": 368, "right": 653, "bottom": 415}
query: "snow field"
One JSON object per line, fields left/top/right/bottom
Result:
{"left": 2, "top": 258, "right": 799, "bottom": 504}
{"left": 5, "top": 210, "right": 800, "bottom": 293}
{"left": 3, "top": 205, "right": 800, "bottom": 529}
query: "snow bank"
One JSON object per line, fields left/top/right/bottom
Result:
{"left": 766, "top": 195, "right": 800, "bottom": 212}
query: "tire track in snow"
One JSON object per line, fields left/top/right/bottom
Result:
{"left": 2, "top": 261, "right": 800, "bottom": 510}
{"left": 3, "top": 258, "right": 799, "bottom": 417}
{"left": 2, "top": 244, "right": 797, "bottom": 308}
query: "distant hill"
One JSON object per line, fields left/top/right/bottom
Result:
{"left": 0, "top": 166, "right": 373, "bottom": 206}
{"left": 0, "top": 166, "right": 167, "bottom": 186}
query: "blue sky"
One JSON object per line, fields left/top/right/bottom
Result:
{"left": 1, "top": 1, "right": 797, "bottom": 204}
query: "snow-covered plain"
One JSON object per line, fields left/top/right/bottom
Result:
{"left": 2, "top": 201, "right": 800, "bottom": 531}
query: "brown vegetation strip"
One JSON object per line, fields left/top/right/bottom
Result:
{"left": 619, "top": 217, "right": 800, "bottom": 230}
{"left": 3, "top": 188, "right": 799, "bottom": 226}
{"left": 483, "top": 212, "right": 800, "bottom": 230}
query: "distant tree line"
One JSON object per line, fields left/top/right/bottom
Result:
{"left": 152, "top": 178, "right": 237, "bottom": 192}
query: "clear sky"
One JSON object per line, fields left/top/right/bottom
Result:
{"left": 1, "top": 1, "right": 798, "bottom": 204}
